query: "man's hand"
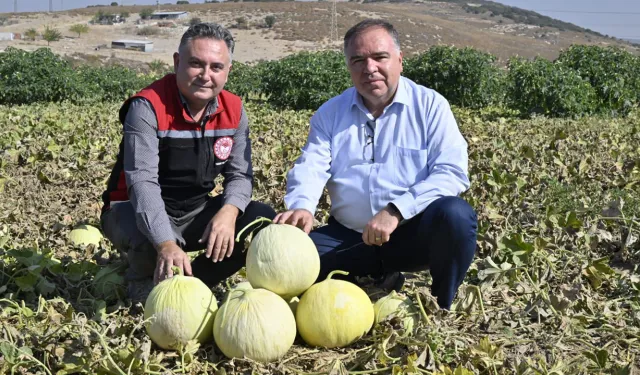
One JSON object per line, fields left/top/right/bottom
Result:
{"left": 273, "top": 209, "right": 314, "bottom": 234}
{"left": 155, "top": 241, "right": 192, "bottom": 285}
{"left": 199, "top": 204, "right": 239, "bottom": 262}
{"left": 362, "top": 205, "right": 402, "bottom": 246}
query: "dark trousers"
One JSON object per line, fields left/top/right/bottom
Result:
{"left": 100, "top": 195, "right": 276, "bottom": 287}
{"left": 309, "top": 196, "right": 477, "bottom": 309}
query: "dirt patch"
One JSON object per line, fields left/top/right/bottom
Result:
{"left": 0, "top": 1, "right": 637, "bottom": 68}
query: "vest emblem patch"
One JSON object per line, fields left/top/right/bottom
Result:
{"left": 214, "top": 136, "right": 234, "bottom": 160}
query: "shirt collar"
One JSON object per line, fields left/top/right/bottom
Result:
{"left": 178, "top": 91, "right": 219, "bottom": 120}
{"left": 351, "top": 76, "right": 410, "bottom": 116}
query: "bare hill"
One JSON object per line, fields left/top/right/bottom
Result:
{"left": 0, "top": 1, "right": 637, "bottom": 70}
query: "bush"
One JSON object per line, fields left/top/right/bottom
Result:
{"left": 403, "top": 46, "right": 506, "bottom": 109}
{"left": 260, "top": 51, "right": 352, "bottom": 110}
{"left": 139, "top": 8, "right": 154, "bottom": 20}
{"left": 506, "top": 57, "right": 597, "bottom": 118}
{"left": 0, "top": 48, "right": 89, "bottom": 104}
{"left": 556, "top": 45, "right": 640, "bottom": 116}
{"left": 225, "top": 61, "right": 263, "bottom": 99}
{"left": 265, "top": 15, "right": 276, "bottom": 28}
{"left": 69, "top": 24, "right": 90, "bottom": 38}
{"left": 137, "top": 26, "right": 160, "bottom": 36}
{"left": 189, "top": 17, "right": 202, "bottom": 26}
{"left": 42, "top": 26, "right": 62, "bottom": 46}
{"left": 77, "top": 66, "right": 155, "bottom": 103}
{"left": 0, "top": 48, "right": 154, "bottom": 105}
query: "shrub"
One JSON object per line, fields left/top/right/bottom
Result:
{"left": 137, "top": 26, "right": 160, "bottom": 36}
{"left": 189, "top": 17, "right": 202, "bottom": 26}
{"left": 42, "top": 26, "right": 62, "bottom": 46}
{"left": 69, "top": 24, "right": 90, "bottom": 38}
{"left": 260, "top": 51, "right": 351, "bottom": 110}
{"left": 24, "top": 28, "right": 38, "bottom": 41}
{"left": 0, "top": 48, "right": 154, "bottom": 105}
{"left": 225, "top": 61, "right": 263, "bottom": 99}
{"left": 556, "top": 45, "right": 640, "bottom": 116}
{"left": 506, "top": 56, "right": 597, "bottom": 118}
{"left": 403, "top": 46, "right": 506, "bottom": 109}
{"left": 0, "top": 48, "right": 88, "bottom": 104}
{"left": 265, "top": 15, "right": 276, "bottom": 28}
{"left": 139, "top": 8, "right": 154, "bottom": 20}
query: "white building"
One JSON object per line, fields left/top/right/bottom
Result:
{"left": 150, "top": 11, "right": 189, "bottom": 20}
{"left": 111, "top": 39, "right": 154, "bottom": 53}
{"left": 0, "top": 33, "right": 15, "bottom": 41}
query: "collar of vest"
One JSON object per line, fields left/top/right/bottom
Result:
{"left": 177, "top": 90, "right": 222, "bottom": 123}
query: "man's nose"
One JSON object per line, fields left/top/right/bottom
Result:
{"left": 363, "top": 58, "right": 377, "bottom": 74}
{"left": 200, "top": 66, "right": 214, "bottom": 80}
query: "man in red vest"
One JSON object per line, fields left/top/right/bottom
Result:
{"left": 100, "top": 23, "right": 275, "bottom": 304}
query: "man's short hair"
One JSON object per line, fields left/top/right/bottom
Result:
{"left": 343, "top": 19, "right": 401, "bottom": 53}
{"left": 179, "top": 22, "right": 235, "bottom": 62}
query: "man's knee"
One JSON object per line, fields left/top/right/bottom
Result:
{"left": 100, "top": 203, "right": 148, "bottom": 252}
{"left": 425, "top": 196, "right": 477, "bottom": 231}
{"left": 243, "top": 201, "right": 277, "bottom": 221}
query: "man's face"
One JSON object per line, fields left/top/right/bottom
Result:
{"left": 345, "top": 27, "right": 403, "bottom": 110}
{"left": 173, "top": 37, "right": 231, "bottom": 108}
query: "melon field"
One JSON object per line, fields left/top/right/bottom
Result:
{"left": 1, "top": 46, "right": 640, "bottom": 374}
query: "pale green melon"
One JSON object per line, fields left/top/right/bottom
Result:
{"left": 144, "top": 275, "right": 218, "bottom": 350}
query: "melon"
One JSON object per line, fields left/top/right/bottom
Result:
{"left": 144, "top": 275, "right": 218, "bottom": 350}
{"left": 68, "top": 224, "right": 102, "bottom": 246}
{"left": 373, "top": 291, "right": 420, "bottom": 335}
{"left": 239, "top": 218, "right": 320, "bottom": 300}
{"left": 213, "top": 287, "right": 296, "bottom": 362}
{"left": 296, "top": 271, "right": 374, "bottom": 348}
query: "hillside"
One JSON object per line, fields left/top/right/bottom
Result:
{"left": 0, "top": 0, "right": 637, "bottom": 70}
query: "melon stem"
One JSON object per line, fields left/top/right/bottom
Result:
{"left": 235, "top": 216, "right": 273, "bottom": 242}
{"left": 326, "top": 270, "right": 349, "bottom": 280}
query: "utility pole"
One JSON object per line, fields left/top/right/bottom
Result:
{"left": 330, "top": 0, "right": 337, "bottom": 43}
{"left": 14, "top": 0, "right": 18, "bottom": 13}
{"left": 49, "top": 0, "right": 53, "bottom": 12}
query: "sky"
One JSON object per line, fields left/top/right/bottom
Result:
{"left": 492, "top": 0, "right": 640, "bottom": 41}
{"left": 2, "top": 0, "right": 640, "bottom": 41}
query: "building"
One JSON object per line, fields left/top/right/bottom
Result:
{"left": 150, "top": 11, "right": 188, "bottom": 20}
{"left": 0, "top": 32, "right": 15, "bottom": 41}
{"left": 93, "top": 14, "right": 125, "bottom": 25}
{"left": 111, "top": 39, "right": 154, "bottom": 53}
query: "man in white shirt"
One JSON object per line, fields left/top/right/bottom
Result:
{"left": 273, "top": 19, "right": 477, "bottom": 309}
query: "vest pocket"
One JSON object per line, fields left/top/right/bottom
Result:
{"left": 158, "top": 138, "right": 199, "bottom": 180}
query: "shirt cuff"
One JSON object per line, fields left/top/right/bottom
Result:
{"left": 223, "top": 194, "right": 250, "bottom": 214}
{"left": 391, "top": 194, "right": 437, "bottom": 221}
{"left": 285, "top": 199, "right": 317, "bottom": 215}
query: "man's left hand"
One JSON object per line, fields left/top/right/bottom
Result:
{"left": 199, "top": 204, "right": 239, "bottom": 262}
{"left": 362, "top": 205, "right": 402, "bottom": 246}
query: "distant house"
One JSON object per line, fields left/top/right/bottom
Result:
{"left": 150, "top": 11, "right": 189, "bottom": 20}
{"left": 111, "top": 39, "right": 154, "bottom": 53}
{"left": 0, "top": 32, "right": 15, "bottom": 41}
{"left": 94, "top": 14, "right": 125, "bottom": 25}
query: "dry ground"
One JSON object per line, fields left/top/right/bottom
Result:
{"left": 1, "top": 1, "right": 637, "bottom": 70}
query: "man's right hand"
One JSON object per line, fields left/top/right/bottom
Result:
{"left": 273, "top": 209, "right": 314, "bottom": 234}
{"left": 154, "top": 241, "right": 193, "bottom": 285}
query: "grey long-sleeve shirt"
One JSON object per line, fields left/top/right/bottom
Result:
{"left": 122, "top": 96, "right": 253, "bottom": 247}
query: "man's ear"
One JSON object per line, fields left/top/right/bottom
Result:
{"left": 173, "top": 52, "right": 180, "bottom": 73}
{"left": 399, "top": 50, "right": 404, "bottom": 73}
{"left": 226, "top": 63, "right": 232, "bottom": 83}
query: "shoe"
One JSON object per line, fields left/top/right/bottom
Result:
{"left": 375, "top": 272, "right": 405, "bottom": 293}
{"left": 127, "top": 278, "right": 154, "bottom": 305}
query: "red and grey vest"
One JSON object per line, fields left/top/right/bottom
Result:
{"left": 101, "top": 74, "right": 243, "bottom": 217}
